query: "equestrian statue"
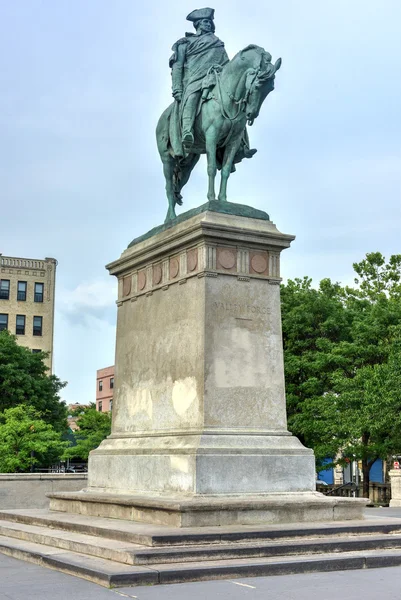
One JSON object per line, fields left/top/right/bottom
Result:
{"left": 156, "top": 7, "right": 281, "bottom": 222}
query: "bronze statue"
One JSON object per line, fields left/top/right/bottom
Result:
{"left": 156, "top": 8, "right": 281, "bottom": 222}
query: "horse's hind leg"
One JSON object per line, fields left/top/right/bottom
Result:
{"left": 205, "top": 128, "right": 218, "bottom": 202}
{"left": 218, "top": 139, "right": 242, "bottom": 202}
{"left": 177, "top": 154, "right": 200, "bottom": 197}
{"left": 162, "top": 155, "right": 177, "bottom": 222}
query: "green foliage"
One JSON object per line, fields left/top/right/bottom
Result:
{"left": 350, "top": 252, "right": 401, "bottom": 301}
{"left": 294, "top": 337, "right": 401, "bottom": 458}
{"left": 0, "top": 330, "right": 67, "bottom": 431}
{"left": 281, "top": 276, "right": 351, "bottom": 435}
{"left": 0, "top": 405, "right": 68, "bottom": 473}
{"left": 64, "top": 405, "right": 112, "bottom": 461}
{"left": 282, "top": 253, "right": 401, "bottom": 494}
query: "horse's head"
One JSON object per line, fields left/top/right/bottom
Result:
{"left": 240, "top": 47, "right": 281, "bottom": 126}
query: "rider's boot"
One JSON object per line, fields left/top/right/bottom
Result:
{"left": 182, "top": 115, "right": 195, "bottom": 148}
{"left": 181, "top": 94, "right": 198, "bottom": 148}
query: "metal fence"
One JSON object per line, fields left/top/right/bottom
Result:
{"left": 316, "top": 482, "right": 391, "bottom": 504}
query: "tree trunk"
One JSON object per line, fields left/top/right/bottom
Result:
{"left": 361, "top": 432, "right": 371, "bottom": 499}
{"left": 362, "top": 458, "right": 370, "bottom": 498}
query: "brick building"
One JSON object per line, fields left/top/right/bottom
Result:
{"left": 0, "top": 254, "right": 57, "bottom": 371}
{"left": 67, "top": 403, "right": 90, "bottom": 431}
{"left": 96, "top": 365, "right": 114, "bottom": 412}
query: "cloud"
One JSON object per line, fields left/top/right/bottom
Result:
{"left": 54, "top": 311, "right": 116, "bottom": 404}
{"left": 59, "top": 279, "right": 117, "bottom": 310}
{"left": 57, "top": 279, "right": 117, "bottom": 326}
{"left": 53, "top": 279, "right": 117, "bottom": 402}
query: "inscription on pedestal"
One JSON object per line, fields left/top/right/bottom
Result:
{"left": 213, "top": 301, "right": 270, "bottom": 318}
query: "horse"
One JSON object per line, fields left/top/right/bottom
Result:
{"left": 156, "top": 45, "right": 281, "bottom": 222}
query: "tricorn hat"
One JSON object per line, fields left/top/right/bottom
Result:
{"left": 186, "top": 8, "right": 215, "bottom": 22}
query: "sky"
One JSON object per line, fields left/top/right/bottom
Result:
{"left": 0, "top": 0, "right": 400, "bottom": 405}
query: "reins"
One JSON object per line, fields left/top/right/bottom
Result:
{"left": 208, "top": 65, "right": 255, "bottom": 122}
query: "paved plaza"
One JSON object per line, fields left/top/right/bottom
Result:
{"left": 0, "top": 509, "right": 400, "bottom": 600}
{"left": 2, "top": 552, "right": 401, "bottom": 600}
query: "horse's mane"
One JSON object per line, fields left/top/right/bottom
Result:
{"left": 234, "top": 44, "right": 274, "bottom": 79}
{"left": 239, "top": 44, "right": 266, "bottom": 57}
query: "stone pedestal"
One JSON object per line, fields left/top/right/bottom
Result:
{"left": 389, "top": 469, "right": 401, "bottom": 507}
{"left": 49, "top": 203, "right": 366, "bottom": 525}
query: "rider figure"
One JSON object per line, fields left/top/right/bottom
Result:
{"left": 169, "top": 8, "right": 229, "bottom": 148}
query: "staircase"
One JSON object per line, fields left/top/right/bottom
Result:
{"left": 1, "top": 509, "right": 401, "bottom": 587}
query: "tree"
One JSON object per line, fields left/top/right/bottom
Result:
{"left": 64, "top": 404, "right": 111, "bottom": 461}
{"left": 0, "top": 405, "right": 67, "bottom": 473}
{"left": 281, "top": 276, "right": 352, "bottom": 447}
{"left": 282, "top": 253, "right": 401, "bottom": 496}
{"left": 294, "top": 334, "right": 401, "bottom": 496}
{"left": 0, "top": 330, "right": 67, "bottom": 432}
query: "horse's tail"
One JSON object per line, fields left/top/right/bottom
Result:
{"left": 156, "top": 103, "right": 185, "bottom": 206}
{"left": 156, "top": 104, "right": 173, "bottom": 157}
{"left": 156, "top": 101, "right": 186, "bottom": 161}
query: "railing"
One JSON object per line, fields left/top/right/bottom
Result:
{"left": 0, "top": 256, "right": 45, "bottom": 270}
{"left": 316, "top": 482, "right": 391, "bottom": 504}
{"left": 324, "top": 482, "right": 357, "bottom": 496}
{"left": 370, "top": 482, "right": 391, "bottom": 504}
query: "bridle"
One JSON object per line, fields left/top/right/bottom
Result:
{"left": 209, "top": 64, "right": 271, "bottom": 124}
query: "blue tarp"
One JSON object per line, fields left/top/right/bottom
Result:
{"left": 369, "top": 459, "right": 384, "bottom": 483}
{"left": 317, "top": 458, "right": 334, "bottom": 484}
{"left": 318, "top": 458, "right": 384, "bottom": 485}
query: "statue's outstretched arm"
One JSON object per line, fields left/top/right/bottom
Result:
{"left": 171, "top": 43, "right": 186, "bottom": 102}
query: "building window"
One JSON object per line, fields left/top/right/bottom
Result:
{"left": 16, "top": 315, "right": 25, "bottom": 335}
{"left": 34, "top": 282, "right": 44, "bottom": 303}
{"left": 17, "top": 281, "right": 27, "bottom": 301}
{"left": 0, "top": 280, "right": 10, "bottom": 300}
{"left": 98, "top": 401, "right": 103, "bottom": 412}
{"left": 98, "top": 380, "right": 103, "bottom": 391}
{"left": 32, "top": 349, "right": 41, "bottom": 354}
{"left": 33, "top": 316, "right": 43, "bottom": 336}
{"left": 0, "top": 314, "right": 8, "bottom": 331}
{"left": 109, "top": 399, "right": 113, "bottom": 411}
{"left": 110, "top": 377, "right": 114, "bottom": 389}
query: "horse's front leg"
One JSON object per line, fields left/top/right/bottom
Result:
{"left": 205, "top": 127, "right": 218, "bottom": 202}
{"left": 218, "top": 139, "right": 242, "bottom": 202}
{"left": 162, "top": 157, "right": 176, "bottom": 222}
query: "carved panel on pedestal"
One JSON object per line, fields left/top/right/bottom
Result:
{"left": 250, "top": 251, "right": 269, "bottom": 276}
{"left": 138, "top": 270, "right": 147, "bottom": 291}
{"left": 153, "top": 264, "right": 162, "bottom": 286}
{"left": 187, "top": 248, "right": 198, "bottom": 273}
{"left": 123, "top": 275, "right": 132, "bottom": 297}
{"left": 170, "top": 257, "right": 180, "bottom": 279}
{"left": 217, "top": 247, "right": 237, "bottom": 273}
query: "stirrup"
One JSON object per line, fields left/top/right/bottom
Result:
{"left": 182, "top": 131, "right": 194, "bottom": 147}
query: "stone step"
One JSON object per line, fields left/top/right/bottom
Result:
{"left": 0, "top": 535, "right": 157, "bottom": 587}
{"left": 0, "top": 509, "right": 164, "bottom": 547}
{"left": 2, "top": 534, "right": 401, "bottom": 587}
{"left": 0, "top": 520, "right": 143, "bottom": 565}
{"left": 132, "top": 533, "right": 401, "bottom": 565}
{"left": 2, "top": 509, "right": 401, "bottom": 547}
{"left": 3, "top": 517, "right": 401, "bottom": 567}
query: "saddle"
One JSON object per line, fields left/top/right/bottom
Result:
{"left": 197, "top": 65, "right": 223, "bottom": 111}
